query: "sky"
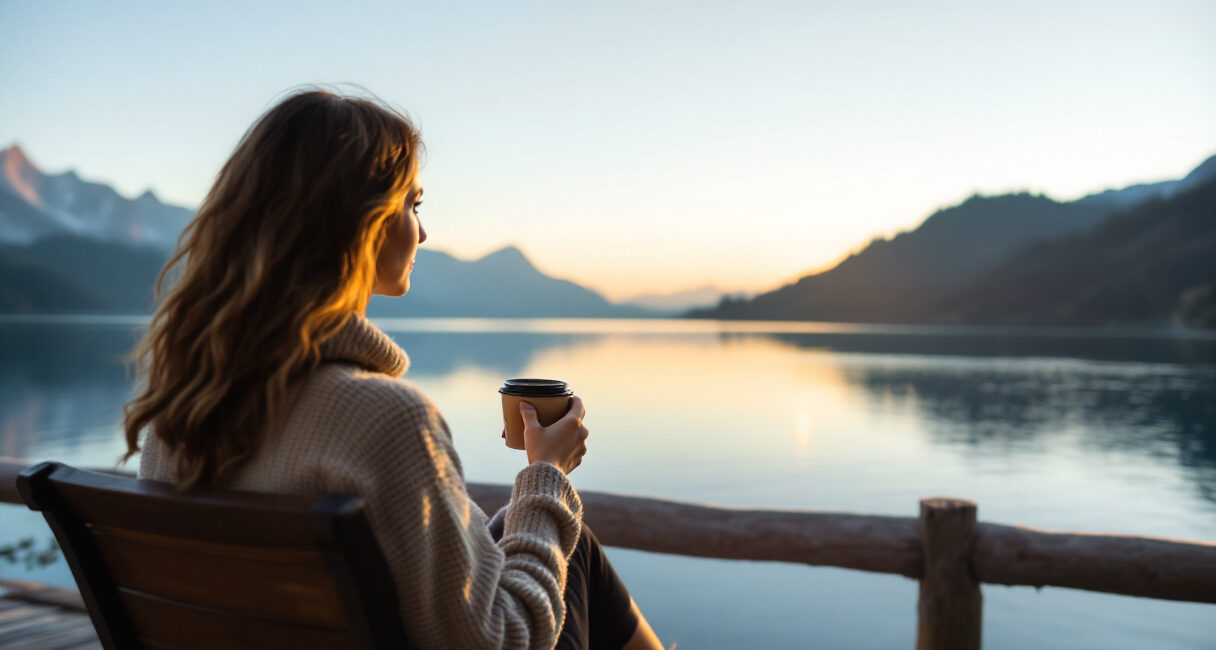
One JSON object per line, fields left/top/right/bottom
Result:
{"left": 2, "top": 1, "right": 1214, "bottom": 301}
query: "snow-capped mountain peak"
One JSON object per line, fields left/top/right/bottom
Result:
{"left": 0, "top": 144, "right": 193, "bottom": 248}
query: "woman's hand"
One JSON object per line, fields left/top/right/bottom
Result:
{"left": 520, "top": 396, "right": 588, "bottom": 474}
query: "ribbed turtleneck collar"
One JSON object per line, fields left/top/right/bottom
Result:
{"left": 318, "top": 313, "right": 410, "bottom": 377}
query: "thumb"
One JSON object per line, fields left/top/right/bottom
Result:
{"left": 519, "top": 401, "right": 541, "bottom": 428}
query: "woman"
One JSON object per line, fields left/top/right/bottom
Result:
{"left": 124, "top": 89, "right": 665, "bottom": 650}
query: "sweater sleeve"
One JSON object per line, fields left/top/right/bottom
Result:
{"left": 319, "top": 381, "right": 583, "bottom": 650}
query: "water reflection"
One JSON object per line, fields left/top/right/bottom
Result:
{"left": 851, "top": 361, "right": 1213, "bottom": 500}
{"left": 3, "top": 320, "right": 1214, "bottom": 490}
{"left": 0, "top": 321, "right": 139, "bottom": 384}
{"left": 739, "top": 331, "right": 1216, "bottom": 505}
{"left": 0, "top": 322, "right": 141, "bottom": 461}
{"left": 392, "top": 330, "right": 583, "bottom": 377}
{"left": 747, "top": 329, "right": 1216, "bottom": 365}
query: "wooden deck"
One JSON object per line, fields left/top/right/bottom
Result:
{"left": 0, "top": 579, "right": 99, "bottom": 649}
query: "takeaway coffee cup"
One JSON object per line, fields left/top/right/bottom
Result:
{"left": 499, "top": 378, "right": 573, "bottom": 450}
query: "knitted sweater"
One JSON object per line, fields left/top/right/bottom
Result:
{"left": 138, "top": 314, "right": 584, "bottom": 649}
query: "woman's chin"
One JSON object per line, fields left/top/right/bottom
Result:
{"left": 371, "top": 273, "right": 411, "bottom": 297}
{"left": 375, "top": 283, "right": 409, "bottom": 298}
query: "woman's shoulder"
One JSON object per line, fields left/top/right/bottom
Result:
{"left": 291, "top": 362, "right": 462, "bottom": 486}
{"left": 301, "top": 361, "right": 437, "bottom": 418}
{"left": 291, "top": 361, "right": 453, "bottom": 452}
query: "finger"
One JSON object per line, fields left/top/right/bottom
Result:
{"left": 565, "top": 395, "right": 586, "bottom": 422}
{"left": 577, "top": 425, "right": 589, "bottom": 440}
{"left": 577, "top": 443, "right": 587, "bottom": 456}
{"left": 519, "top": 401, "right": 541, "bottom": 428}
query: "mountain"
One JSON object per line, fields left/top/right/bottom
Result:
{"left": 368, "top": 246, "right": 652, "bottom": 318}
{"left": 618, "top": 285, "right": 732, "bottom": 314}
{"left": 1077, "top": 156, "right": 1216, "bottom": 210}
{"left": 691, "top": 154, "right": 1216, "bottom": 327}
{"left": 1, "top": 145, "right": 193, "bottom": 248}
{"left": 693, "top": 192, "right": 1114, "bottom": 322}
{"left": 936, "top": 176, "right": 1216, "bottom": 327}
{"left": 0, "top": 236, "right": 168, "bottom": 313}
{"left": 0, "top": 145, "right": 649, "bottom": 317}
{"left": 0, "top": 244, "right": 105, "bottom": 312}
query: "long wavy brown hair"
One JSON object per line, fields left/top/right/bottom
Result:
{"left": 123, "top": 89, "right": 422, "bottom": 488}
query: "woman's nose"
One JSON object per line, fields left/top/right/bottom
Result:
{"left": 418, "top": 220, "right": 427, "bottom": 244}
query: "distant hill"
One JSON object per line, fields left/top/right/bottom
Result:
{"left": 617, "top": 285, "right": 729, "bottom": 314}
{"left": 0, "top": 236, "right": 167, "bottom": 312}
{"left": 370, "top": 246, "right": 651, "bottom": 318}
{"left": 937, "top": 177, "right": 1216, "bottom": 328}
{"left": 1076, "top": 155, "right": 1216, "bottom": 210}
{"left": 0, "top": 245, "right": 105, "bottom": 312}
{"left": 0, "top": 144, "right": 650, "bottom": 317}
{"left": 693, "top": 192, "right": 1114, "bottom": 322}
{"left": 692, "top": 154, "right": 1216, "bottom": 327}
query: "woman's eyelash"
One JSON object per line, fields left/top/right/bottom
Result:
{"left": 413, "top": 200, "right": 423, "bottom": 212}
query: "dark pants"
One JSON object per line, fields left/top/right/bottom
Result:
{"left": 488, "top": 512, "right": 639, "bottom": 650}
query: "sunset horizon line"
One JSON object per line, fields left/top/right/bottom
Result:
{"left": 4, "top": 141, "right": 1212, "bottom": 302}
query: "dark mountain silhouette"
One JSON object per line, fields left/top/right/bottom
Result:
{"left": 0, "top": 247, "right": 104, "bottom": 312}
{"left": 0, "top": 236, "right": 167, "bottom": 312}
{"left": 692, "top": 154, "right": 1216, "bottom": 327}
{"left": 1077, "top": 155, "right": 1216, "bottom": 210}
{"left": 937, "top": 177, "right": 1216, "bottom": 327}
{"left": 694, "top": 193, "right": 1113, "bottom": 322}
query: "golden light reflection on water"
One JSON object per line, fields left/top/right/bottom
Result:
{"left": 415, "top": 331, "right": 928, "bottom": 501}
{"left": 524, "top": 334, "right": 869, "bottom": 458}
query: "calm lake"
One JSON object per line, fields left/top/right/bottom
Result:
{"left": 2, "top": 317, "right": 1214, "bottom": 649}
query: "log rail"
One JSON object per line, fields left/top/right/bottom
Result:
{"left": 3, "top": 458, "right": 1214, "bottom": 650}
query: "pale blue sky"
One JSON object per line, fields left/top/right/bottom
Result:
{"left": 2, "top": 1, "right": 1214, "bottom": 299}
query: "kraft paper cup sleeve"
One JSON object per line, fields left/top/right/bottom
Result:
{"left": 501, "top": 394, "right": 572, "bottom": 450}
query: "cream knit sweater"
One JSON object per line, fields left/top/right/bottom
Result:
{"left": 139, "top": 314, "right": 584, "bottom": 649}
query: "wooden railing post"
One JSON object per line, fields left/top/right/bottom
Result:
{"left": 917, "top": 498, "right": 982, "bottom": 650}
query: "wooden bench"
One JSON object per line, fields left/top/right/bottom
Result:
{"left": 16, "top": 462, "right": 413, "bottom": 650}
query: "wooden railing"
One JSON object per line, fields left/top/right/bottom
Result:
{"left": 3, "top": 457, "right": 1214, "bottom": 649}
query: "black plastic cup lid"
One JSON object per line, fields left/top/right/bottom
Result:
{"left": 499, "top": 378, "right": 572, "bottom": 397}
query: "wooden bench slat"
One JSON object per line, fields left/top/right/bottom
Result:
{"left": 52, "top": 469, "right": 319, "bottom": 549}
{"left": 118, "top": 588, "right": 357, "bottom": 650}
{"left": 92, "top": 526, "right": 347, "bottom": 629}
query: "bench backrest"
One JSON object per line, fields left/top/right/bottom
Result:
{"left": 16, "top": 461, "right": 412, "bottom": 650}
